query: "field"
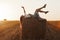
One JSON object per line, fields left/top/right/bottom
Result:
{"left": 46, "top": 21, "right": 60, "bottom": 40}
{"left": 0, "top": 20, "right": 60, "bottom": 40}
{"left": 0, "top": 21, "right": 20, "bottom": 40}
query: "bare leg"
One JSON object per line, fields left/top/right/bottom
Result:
{"left": 39, "top": 10, "right": 48, "bottom": 14}
{"left": 35, "top": 4, "right": 48, "bottom": 14}
{"left": 36, "top": 4, "right": 47, "bottom": 12}
{"left": 34, "top": 4, "right": 49, "bottom": 19}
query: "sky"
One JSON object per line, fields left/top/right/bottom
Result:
{"left": 0, "top": 0, "right": 60, "bottom": 21}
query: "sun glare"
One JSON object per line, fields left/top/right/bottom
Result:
{"left": 0, "top": 4, "right": 11, "bottom": 20}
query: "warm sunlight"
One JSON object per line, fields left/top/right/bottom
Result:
{"left": 0, "top": 3, "right": 11, "bottom": 20}
{"left": 0, "top": 0, "right": 60, "bottom": 20}
{"left": 0, "top": 1, "right": 20, "bottom": 20}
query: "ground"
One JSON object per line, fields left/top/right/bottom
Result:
{"left": 0, "top": 20, "right": 60, "bottom": 40}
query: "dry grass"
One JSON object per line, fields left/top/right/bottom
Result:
{"left": 0, "top": 21, "right": 20, "bottom": 40}
{"left": 48, "top": 21, "right": 60, "bottom": 30}
{"left": 0, "top": 20, "right": 60, "bottom": 40}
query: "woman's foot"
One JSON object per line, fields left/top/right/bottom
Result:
{"left": 45, "top": 11, "right": 49, "bottom": 14}
{"left": 42, "top": 4, "right": 47, "bottom": 8}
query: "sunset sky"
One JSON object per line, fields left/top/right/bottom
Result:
{"left": 0, "top": 0, "right": 60, "bottom": 21}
